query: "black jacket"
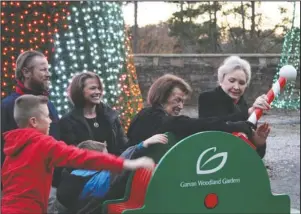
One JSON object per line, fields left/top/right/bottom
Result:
{"left": 198, "top": 86, "right": 249, "bottom": 121}
{"left": 59, "top": 103, "right": 129, "bottom": 156}
{"left": 127, "top": 105, "right": 253, "bottom": 146}
{"left": 198, "top": 86, "right": 266, "bottom": 158}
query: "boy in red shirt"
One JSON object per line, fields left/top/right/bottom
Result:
{"left": 1, "top": 94, "right": 156, "bottom": 213}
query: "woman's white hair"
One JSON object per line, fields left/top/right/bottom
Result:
{"left": 217, "top": 56, "right": 252, "bottom": 85}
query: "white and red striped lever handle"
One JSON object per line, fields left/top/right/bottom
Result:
{"left": 248, "top": 65, "right": 297, "bottom": 125}
{"left": 233, "top": 65, "right": 297, "bottom": 149}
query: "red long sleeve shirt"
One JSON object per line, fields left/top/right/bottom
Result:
{"left": 1, "top": 128, "right": 124, "bottom": 213}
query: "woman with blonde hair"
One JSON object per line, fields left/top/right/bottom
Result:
{"left": 104, "top": 73, "right": 255, "bottom": 206}
{"left": 127, "top": 73, "right": 255, "bottom": 146}
{"left": 198, "top": 56, "right": 270, "bottom": 158}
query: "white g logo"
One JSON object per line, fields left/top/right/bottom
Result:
{"left": 196, "top": 147, "right": 228, "bottom": 175}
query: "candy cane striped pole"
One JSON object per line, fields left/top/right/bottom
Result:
{"left": 233, "top": 65, "right": 297, "bottom": 149}
{"left": 248, "top": 65, "right": 297, "bottom": 125}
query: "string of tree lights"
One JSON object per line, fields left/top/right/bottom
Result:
{"left": 50, "top": 1, "right": 144, "bottom": 130}
{"left": 51, "top": 2, "right": 126, "bottom": 114}
{"left": 113, "top": 30, "right": 144, "bottom": 131}
{"left": 1, "top": 1, "right": 70, "bottom": 98}
{"left": 271, "top": 2, "right": 300, "bottom": 110}
{"left": 1, "top": 1, "right": 143, "bottom": 130}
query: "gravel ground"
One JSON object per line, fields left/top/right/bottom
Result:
{"left": 264, "top": 123, "right": 300, "bottom": 210}
{"left": 182, "top": 107, "right": 300, "bottom": 210}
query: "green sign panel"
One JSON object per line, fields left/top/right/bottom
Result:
{"left": 124, "top": 131, "right": 290, "bottom": 214}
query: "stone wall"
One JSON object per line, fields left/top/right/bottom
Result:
{"left": 133, "top": 54, "right": 300, "bottom": 106}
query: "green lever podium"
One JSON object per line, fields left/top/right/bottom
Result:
{"left": 123, "top": 131, "right": 290, "bottom": 214}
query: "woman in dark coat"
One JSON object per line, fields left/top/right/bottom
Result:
{"left": 56, "top": 71, "right": 169, "bottom": 213}
{"left": 59, "top": 71, "right": 129, "bottom": 156}
{"left": 198, "top": 56, "right": 270, "bottom": 158}
{"left": 127, "top": 74, "right": 255, "bottom": 149}
{"left": 104, "top": 73, "right": 255, "bottom": 205}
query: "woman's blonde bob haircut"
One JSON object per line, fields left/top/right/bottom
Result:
{"left": 217, "top": 56, "right": 252, "bottom": 85}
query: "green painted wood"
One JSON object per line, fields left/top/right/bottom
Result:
{"left": 102, "top": 132, "right": 179, "bottom": 213}
{"left": 124, "top": 131, "right": 290, "bottom": 214}
{"left": 144, "top": 132, "right": 179, "bottom": 163}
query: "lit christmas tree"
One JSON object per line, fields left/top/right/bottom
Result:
{"left": 271, "top": 2, "right": 300, "bottom": 109}
{"left": 2, "top": 1, "right": 143, "bottom": 131}
{"left": 1, "top": 1, "right": 69, "bottom": 98}
{"left": 114, "top": 30, "right": 144, "bottom": 131}
{"left": 51, "top": 1, "right": 143, "bottom": 130}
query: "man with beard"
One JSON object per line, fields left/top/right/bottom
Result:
{"left": 1, "top": 50, "right": 60, "bottom": 213}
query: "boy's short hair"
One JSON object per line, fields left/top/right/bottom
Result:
{"left": 77, "top": 140, "right": 107, "bottom": 152}
{"left": 14, "top": 95, "right": 49, "bottom": 128}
